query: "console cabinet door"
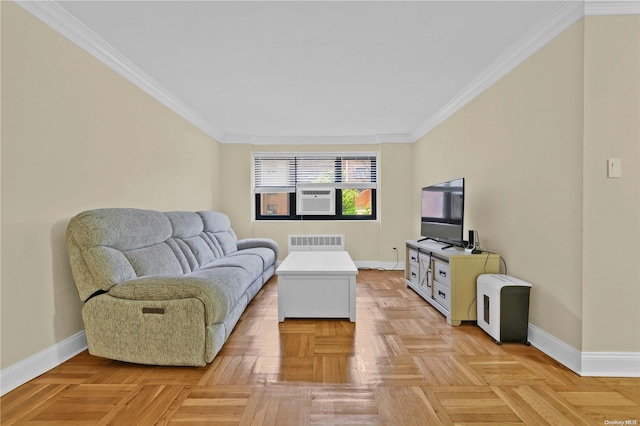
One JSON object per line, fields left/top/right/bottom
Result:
{"left": 418, "top": 252, "right": 433, "bottom": 297}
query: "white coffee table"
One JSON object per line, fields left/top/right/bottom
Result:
{"left": 276, "top": 251, "right": 358, "bottom": 322}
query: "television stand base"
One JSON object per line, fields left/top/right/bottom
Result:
{"left": 416, "top": 238, "right": 456, "bottom": 250}
{"left": 418, "top": 237, "right": 437, "bottom": 243}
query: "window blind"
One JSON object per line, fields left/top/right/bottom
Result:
{"left": 253, "top": 156, "right": 296, "bottom": 193}
{"left": 253, "top": 153, "right": 377, "bottom": 193}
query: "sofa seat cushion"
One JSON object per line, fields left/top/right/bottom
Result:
{"left": 108, "top": 267, "right": 251, "bottom": 325}
{"left": 200, "top": 252, "right": 269, "bottom": 282}
{"left": 227, "top": 247, "right": 276, "bottom": 271}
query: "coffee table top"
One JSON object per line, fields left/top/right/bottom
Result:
{"left": 276, "top": 251, "right": 358, "bottom": 275}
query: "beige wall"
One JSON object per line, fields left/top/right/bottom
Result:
{"left": 582, "top": 15, "right": 640, "bottom": 352}
{"left": 412, "top": 15, "right": 640, "bottom": 354}
{"left": 221, "top": 143, "right": 414, "bottom": 263}
{"left": 1, "top": 3, "right": 221, "bottom": 368}
{"left": 378, "top": 143, "right": 415, "bottom": 264}
{"left": 413, "top": 21, "right": 586, "bottom": 349}
{"left": 2, "top": 2, "right": 638, "bottom": 375}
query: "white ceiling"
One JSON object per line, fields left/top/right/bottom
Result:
{"left": 21, "top": 1, "right": 628, "bottom": 144}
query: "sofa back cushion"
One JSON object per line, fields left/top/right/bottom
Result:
{"left": 67, "top": 208, "right": 238, "bottom": 301}
{"left": 70, "top": 208, "right": 173, "bottom": 251}
{"left": 198, "top": 211, "right": 238, "bottom": 255}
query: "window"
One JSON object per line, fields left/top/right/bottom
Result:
{"left": 253, "top": 152, "right": 378, "bottom": 220}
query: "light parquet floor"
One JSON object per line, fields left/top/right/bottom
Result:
{"left": 2, "top": 270, "right": 639, "bottom": 425}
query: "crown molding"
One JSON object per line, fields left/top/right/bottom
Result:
{"left": 249, "top": 135, "right": 381, "bottom": 145}
{"left": 410, "top": 1, "right": 585, "bottom": 143}
{"left": 16, "top": 1, "right": 637, "bottom": 146}
{"left": 15, "top": 0, "right": 226, "bottom": 142}
{"left": 16, "top": 0, "right": 412, "bottom": 146}
{"left": 221, "top": 133, "right": 414, "bottom": 144}
{"left": 585, "top": 0, "right": 640, "bottom": 16}
{"left": 374, "top": 133, "right": 415, "bottom": 144}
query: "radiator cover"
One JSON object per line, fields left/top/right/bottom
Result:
{"left": 287, "top": 234, "right": 345, "bottom": 253}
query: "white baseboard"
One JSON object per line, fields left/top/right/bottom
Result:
{"left": 528, "top": 324, "right": 640, "bottom": 377}
{"left": 581, "top": 352, "right": 640, "bottom": 377}
{"left": 1, "top": 331, "right": 87, "bottom": 396}
{"left": 528, "top": 323, "right": 583, "bottom": 374}
{"left": 354, "top": 261, "right": 404, "bottom": 271}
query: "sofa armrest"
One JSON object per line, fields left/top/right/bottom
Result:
{"left": 107, "top": 276, "right": 230, "bottom": 324}
{"left": 237, "top": 238, "right": 279, "bottom": 259}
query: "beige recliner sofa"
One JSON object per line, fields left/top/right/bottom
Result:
{"left": 66, "top": 208, "right": 278, "bottom": 366}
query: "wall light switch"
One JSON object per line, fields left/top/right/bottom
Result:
{"left": 607, "top": 158, "right": 621, "bottom": 178}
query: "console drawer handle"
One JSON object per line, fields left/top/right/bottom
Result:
{"left": 438, "top": 291, "right": 446, "bottom": 299}
{"left": 439, "top": 270, "right": 447, "bottom": 277}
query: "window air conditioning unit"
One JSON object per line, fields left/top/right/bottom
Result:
{"left": 296, "top": 187, "right": 335, "bottom": 215}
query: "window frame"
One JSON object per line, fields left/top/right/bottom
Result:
{"left": 253, "top": 152, "right": 378, "bottom": 221}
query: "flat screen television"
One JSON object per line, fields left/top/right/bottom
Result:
{"left": 420, "top": 178, "right": 465, "bottom": 248}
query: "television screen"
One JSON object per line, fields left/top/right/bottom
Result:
{"left": 420, "top": 178, "right": 464, "bottom": 248}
